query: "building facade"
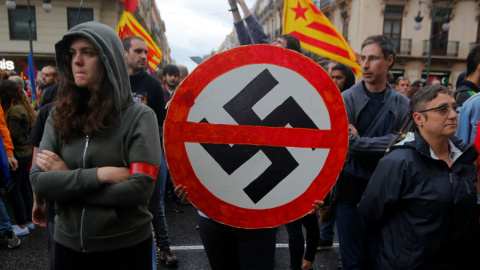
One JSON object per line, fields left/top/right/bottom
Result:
{"left": 322, "top": 0, "right": 480, "bottom": 86}
{"left": 0, "top": 0, "right": 171, "bottom": 78}
{"left": 220, "top": 0, "right": 480, "bottom": 87}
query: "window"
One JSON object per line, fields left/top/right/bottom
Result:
{"left": 431, "top": 8, "right": 451, "bottom": 56}
{"left": 8, "top": 5, "right": 37, "bottom": 40}
{"left": 67, "top": 7, "right": 94, "bottom": 30}
{"left": 476, "top": 18, "right": 480, "bottom": 43}
{"left": 383, "top": 5, "right": 404, "bottom": 52}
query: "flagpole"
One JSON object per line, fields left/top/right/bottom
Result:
{"left": 77, "top": 0, "right": 84, "bottom": 25}
{"left": 27, "top": 0, "right": 33, "bottom": 58}
{"left": 26, "top": 0, "right": 40, "bottom": 109}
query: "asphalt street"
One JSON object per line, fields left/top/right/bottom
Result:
{"left": 0, "top": 197, "right": 341, "bottom": 270}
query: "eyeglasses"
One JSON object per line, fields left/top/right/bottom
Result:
{"left": 417, "top": 104, "right": 458, "bottom": 115}
{"left": 359, "top": 55, "right": 383, "bottom": 63}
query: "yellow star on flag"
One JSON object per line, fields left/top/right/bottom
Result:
{"left": 283, "top": 0, "right": 361, "bottom": 76}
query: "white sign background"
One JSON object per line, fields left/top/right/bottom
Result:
{"left": 185, "top": 64, "right": 332, "bottom": 209}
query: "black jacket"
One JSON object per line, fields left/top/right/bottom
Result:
{"left": 358, "top": 131, "right": 480, "bottom": 270}
{"left": 129, "top": 70, "right": 166, "bottom": 126}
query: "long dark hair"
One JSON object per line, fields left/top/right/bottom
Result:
{"left": 54, "top": 36, "right": 116, "bottom": 141}
{"left": 332, "top": 63, "right": 355, "bottom": 92}
{"left": 0, "top": 80, "right": 36, "bottom": 125}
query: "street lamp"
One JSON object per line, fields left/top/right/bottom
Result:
{"left": 5, "top": 0, "right": 53, "bottom": 12}
{"left": 4, "top": 0, "right": 54, "bottom": 57}
{"left": 413, "top": 1, "right": 451, "bottom": 83}
{"left": 5, "top": 0, "right": 53, "bottom": 109}
{"left": 42, "top": 0, "right": 52, "bottom": 13}
{"left": 5, "top": 0, "right": 15, "bottom": 9}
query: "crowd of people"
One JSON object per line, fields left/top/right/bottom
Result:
{"left": 0, "top": 0, "right": 480, "bottom": 269}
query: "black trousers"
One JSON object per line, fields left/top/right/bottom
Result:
{"left": 54, "top": 235, "right": 152, "bottom": 270}
{"left": 198, "top": 215, "right": 276, "bottom": 270}
{"left": 285, "top": 213, "right": 320, "bottom": 270}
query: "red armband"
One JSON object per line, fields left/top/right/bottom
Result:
{"left": 130, "top": 162, "right": 159, "bottom": 180}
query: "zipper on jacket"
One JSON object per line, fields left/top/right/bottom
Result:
{"left": 80, "top": 207, "right": 86, "bottom": 252}
{"left": 82, "top": 135, "right": 89, "bottom": 168}
{"left": 449, "top": 173, "right": 452, "bottom": 184}
{"left": 464, "top": 179, "right": 471, "bottom": 194}
{"left": 80, "top": 135, "right": 89, "bottom": 252}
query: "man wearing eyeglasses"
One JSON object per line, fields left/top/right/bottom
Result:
{"left": 334, "top": 35, "right": 409, "bottom": 270}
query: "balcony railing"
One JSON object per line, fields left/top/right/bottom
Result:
{"left": 422, "top": 39, "right": 459, "bottom": 57}
{"left": 394, "top": 39, "right": 412, "bottom": 55}
{"left": 320, "top": 0, "right": 335, "bottom": 9}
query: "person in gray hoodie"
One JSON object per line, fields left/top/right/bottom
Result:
{"left": 30, "top": 21, "right": 161, "bottom": 269}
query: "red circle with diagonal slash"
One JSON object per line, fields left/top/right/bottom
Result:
{"left": 164, "top": 45, "right": 348, "bottom": 229}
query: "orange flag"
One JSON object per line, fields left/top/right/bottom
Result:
{"left": 283, "top": 0, "right": 361, "bottom": 76}
{"left": 117, "top": 11, "right": 163, "bottom": 71}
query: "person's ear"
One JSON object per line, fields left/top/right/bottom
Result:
{"left": 413, "top": 112, "right": 424, "bottom": 127}
{"left": 386, "top": 54, "right": 394, "bottom": 69}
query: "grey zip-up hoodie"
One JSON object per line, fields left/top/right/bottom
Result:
{"left": 30, "top": 22, "right": 161, "bottom": 253}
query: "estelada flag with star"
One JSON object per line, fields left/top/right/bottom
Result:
{"left": 283, "top": 0, "right": 361, "bottom": 76}
{"left": 116, "top": 10, "right": 163, "bottom": 71}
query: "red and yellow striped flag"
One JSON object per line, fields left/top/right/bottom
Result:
{"left": 283, "top": 0, "right": 361, "bottom": 76}
{"left": 117, "top": 11, "right": 163, "bottom": 71}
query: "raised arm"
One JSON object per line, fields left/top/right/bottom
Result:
{"left": 230, "top": 0, "right": 253, "bottom": 45}
{"left": 228, "top": 0, "right": 242, "bottom": 23}
{"left": 237, "top": 0, "right": 269, "bottom": 44}
{"left": 236, "top": 0, "right": 252, "bottom": 18}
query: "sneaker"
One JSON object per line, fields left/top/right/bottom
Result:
{"left": 317, "top": 239, "right": 333, "bottom": 251}
{"left": 27, "top": 223, "right": 35, "bottom": 230}
{"left": 4, "top": 229, "right": 21, "bottom": 249}
{"left": 159, "top": 247, "right": 178, "bottom": 266}
{"left": 11, "top": 225, "right": 29, "bottom": 237}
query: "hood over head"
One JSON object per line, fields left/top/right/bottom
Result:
{"left": 55, "top": 21, "right": 133, "bottom": 110}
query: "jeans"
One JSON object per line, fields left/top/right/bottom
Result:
{"left": 0, "top": 195, "right": 12, "bottom": 234}
{"left": 335, "top": 200, "right": 376, "bottom": 270}
{"left": 321, "top": 217, "right": 335, "bottom": 241}
{"left": 148, "top": 153, "right": 171, "bottom": 249}
{"left": 286, "top": 213, "right": 320, "bottom": 270}
{"left": 198, "top": 215, "right": 276, "bottom": 270}
{"left": 158, "top": 149, "right": 167, "bottom": 212}
{"left": 7, "top": 155, "right": 33, "bottom": 225}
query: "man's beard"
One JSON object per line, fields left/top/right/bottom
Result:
{"left": 166, "top": 81, "right": 178, "bottom": 89}
{"left": 133, "top": 65, "right": 146, "bottom": 73}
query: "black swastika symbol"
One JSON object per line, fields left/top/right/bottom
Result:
{"left": 200, "top": 69, "right": 319, "bottom": 204}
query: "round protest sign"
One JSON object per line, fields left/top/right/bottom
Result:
{"left": 164, "top": 45, "right": 348, "bottom": 228}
